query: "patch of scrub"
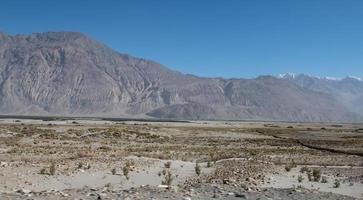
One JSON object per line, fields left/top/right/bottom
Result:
{"left": 263, "top": 166, "right": 363, "bottom": 199}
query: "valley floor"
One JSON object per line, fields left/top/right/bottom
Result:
{"left": 0, "top": 118, "right": 362, "bottom": 199}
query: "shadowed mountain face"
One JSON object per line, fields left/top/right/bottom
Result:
{"left": 0, "top": 31, "right": 361, "bottom": 122}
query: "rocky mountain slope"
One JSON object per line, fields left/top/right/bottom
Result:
{"left": 0, "top": 31, "right": 361, "bottom": 122}
{"left": 278, "top": 73, "right": 363, "bottom": 118}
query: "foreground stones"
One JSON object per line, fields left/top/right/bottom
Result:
{"left": 0, "top": 185, "right": 356, "bottom": 200}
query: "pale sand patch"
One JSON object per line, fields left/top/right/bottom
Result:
{"left": 263, "top": 166, "right": 363, "bottom": 199}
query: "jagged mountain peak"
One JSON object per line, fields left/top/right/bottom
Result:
{"left": 5, "top": 31, "right": 88, "bottom": 42}
{"left": 0, "top": 31, "right": 361, "bottom": 122}
{"left": 25, "top": 31, "right": 88, "bottom": 43}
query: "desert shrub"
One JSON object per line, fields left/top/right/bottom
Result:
{"left": 321, "top": 176, "right": 328, "bottom": 183}
{"left": 285, "top": 165, "right": 292, "bottom": 172}
{"left": 333, "top": 179, "right": 340, "bottom": 188}
{"left": 285, "top": 162, "right": 297, "bottom": 172}
{"left": 111, "top": 168, "right": 116, "bottom": 175}
{"left": 164, "top": 161, "right": 171, "bottom": 169}
{"left": 312, "top": 169, "right": 321, "bottom": 182}
{"left": 161, "top": 171, "right": 173, "bottom": 188}
{"left": 249, "top": 150, "right": 258, "bottom": 156}
{"left": 122, "top": 165, "right": 130, "bottom": 180}
{"left": 307, "top": 172, "right": 313, "bottom": 181}
{"left": 125, "top": 160, "right": 135, "bottom": 168}
{"left": 195, "top": 163, "right": 201, "bottom": 176}
{"left": 207, "top": 160, "right": 212, "bottom": 168}
{"left": 49, "top": 162, "right": 56, "bottom": 176}
{"left": 300, "top": 166, "right": 310, "bottom": 173}
{"left": 78, "top": 162, "right": 83, "bottom": 169}
{"left": 39, "top": 168, "right": 47, "bottom": 175}
{"left": 298, "top": 175, "right": 304, "bottom": 183}
{"left": 98, "top": 146, "right": 112, "bottom": 151}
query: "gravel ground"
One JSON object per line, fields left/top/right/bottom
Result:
{"left": 0, "top": 185, "right": 357, "bottom": 200}
{"left": 0, "top": 119, "right": 362, "bottom": 199}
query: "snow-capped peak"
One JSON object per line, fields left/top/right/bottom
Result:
{"left": 278, "top": 73, "right": 296, "bottom": 79}
{"left": 277, "top": 73, "right": 362, "bottom": 82}
{"left": 346, "top": 76, "right": 362, "bottom": 81}
{"left": 324, "top": 77, "right": 343, "bottom": 81}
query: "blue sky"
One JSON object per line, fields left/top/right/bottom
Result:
{"left": 0, "top": 0, "right": 362, "bottom": 78}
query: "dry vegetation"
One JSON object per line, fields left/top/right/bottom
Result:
{"left": 0, "top": 119, "right": 362, "bottom": 199}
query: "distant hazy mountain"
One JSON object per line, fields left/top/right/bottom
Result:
{"left": 0, "top": 31, "right": 361, "bottom": 122}
{"left": 278, "top": 73, "right": 363, "bottom": 118}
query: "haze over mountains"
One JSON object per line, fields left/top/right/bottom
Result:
{"left": 278, "top": 73, "right": 363, "bottom": 120}
{"left": 0, "top": 31, "right": 361, "bottom": 122}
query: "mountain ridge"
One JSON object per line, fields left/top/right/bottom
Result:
{"left": 278, "top": 73, "right": 362, "bottom": 82}
{"left": 278, "top": 73, "right": 363, "bottom": 119}
{"left": 0, "top": 31, "right": 361, "bottom": 122}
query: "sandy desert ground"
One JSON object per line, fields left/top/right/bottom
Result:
{"left": 0, "top": 118, "right": 362, "bottom": 199}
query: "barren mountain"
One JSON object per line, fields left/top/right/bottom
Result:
{"left": 279, "top": 73, "right": 363, "bottom": 118}
{"left": 0, "top": 31, "right": 360, "bottom": 122}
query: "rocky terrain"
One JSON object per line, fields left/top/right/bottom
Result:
{"left": 0, "top": 118, "right": 362, "bottom": 199}
{"left": 0, "top": 31, "right": 361, "bottom": 122}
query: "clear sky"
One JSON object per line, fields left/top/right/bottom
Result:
{"left": 0, "top": 0, "right": 362, "bottom": 78}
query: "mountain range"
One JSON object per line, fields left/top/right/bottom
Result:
{"left": 278, "top": 73, "right": 363, "bottom": 120}
{"left": 0, "top": 31, "right": 362, "bottom": 122}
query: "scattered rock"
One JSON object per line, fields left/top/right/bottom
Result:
{"left": 223, "top": 179, "right": 230, "bottom": 184}
{"left": 16, "top": 188, "right": 31, "bottom": 195}
{"left": 235, "top": 193, "right": 247, "bottom": 198}
{"left": 227, "top": 192, "right": 235, "bottom": 196}
{"left": 0, "top": 162, "right": 8, "bottom": 167}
